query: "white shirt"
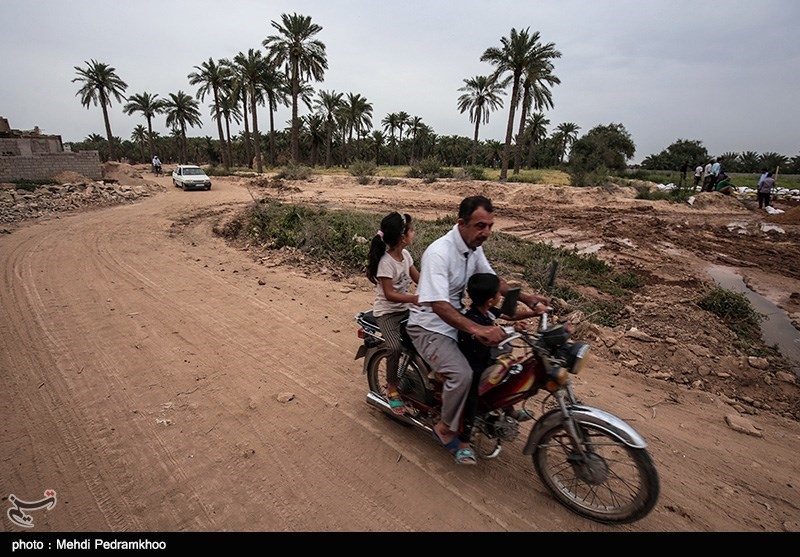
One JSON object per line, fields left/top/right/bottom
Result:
{"left": 695, "top": 165, "right": 703, "bottom": 176}
{"left": 408, "top": 224, "right": 495, "bottom": 339}
{"left": 373, "top": 249, "right": 414, "bottom": 317}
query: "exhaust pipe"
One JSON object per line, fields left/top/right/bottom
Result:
{"left": 365, "top": 392, "right": 432, "bottom": 434}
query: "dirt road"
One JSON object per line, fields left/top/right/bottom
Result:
{"left": 1, "top": 169, "right": 798, "bottom": 532}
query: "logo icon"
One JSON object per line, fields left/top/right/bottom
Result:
{"left": 6, "top": 490, "right": 57, "bottom": 528}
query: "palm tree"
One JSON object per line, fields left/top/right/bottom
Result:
{"left": 233, "top": 49, "right": 267, "bottom": 173}
{"left": 396, "top": 111, "right": 410, "bottom": 143}
{"left": 212, "top": 90, "right": 242, "bottom": 167}
{"left": 406, "top": 116, "right": 425, "bottom": 164}
{"left": 303, "top": 113, "right": 326, "bottom": 167}
{"left": 161, "top": 91, "right": 202, "bottom": 164}
{"left": 130, "top": 125, "right": 148, "bottom": 162}
{"left": 314, "top": 90, "right": 344, "bottom": 168}
{"left": 261, "top": 64, "right": 291, "bottom": 166}
{"left": 381, "top": 113, "right": 401, "bottom": 165}
{"left": 555, "top": 122, "right": 580, "bottom": 164}
{"left": 371, "top": 130, "right": 385, "bottom": 165}
{"left": 481, "top": 28, "right": 559, "bottom": 181}
{"left": 72, "top": 59, "right": 128, "bottom": 161}
{"left": 457, "top": 74, "right": 508, "bottom": 166}
{"left": 123, "top": 92, "right": 164, "bottom": 160}
{"left": 525, "top": 112, "right": 550, "bottom": 168}
{"left": 263, "top": 12, "right": 328, "bottom": 164}
{"left": 226, "top": 55, "right": 252, "bottom": 168}
{"left": 339, "top": 92, "right": 373, "bottom": 165}
{"left": 513, "top": 53, "right": 560, "bottom": 173}
{"left": 188, "top": 57, "right": 233, "bottom": 168}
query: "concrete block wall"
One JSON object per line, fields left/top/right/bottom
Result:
{"left": 0, "top": 151, "right": 102, "bottom": 182}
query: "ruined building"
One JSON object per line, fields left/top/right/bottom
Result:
{"left": 0, "top": 116, "right": 101, "bottom": 181}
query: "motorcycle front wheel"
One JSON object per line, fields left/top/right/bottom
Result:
{"left": 533, "top": 422, "right": 659, "bottom": 524}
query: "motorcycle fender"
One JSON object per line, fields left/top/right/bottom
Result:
{"left": 355, "top": 344, "right": 367, "bottom": 361}
{"left": 522, "top": 405, "right": 648, "bottom": 455}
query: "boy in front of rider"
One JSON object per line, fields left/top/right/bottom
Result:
{"left": 457, "top": 273, "right": 543, "bottom": 447}
{"left": 366, "top": 212, "right": 420, "bottom": 415}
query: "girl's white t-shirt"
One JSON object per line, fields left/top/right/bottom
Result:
{"left": 373, "top": 249, "right": 414, "bottom": 317}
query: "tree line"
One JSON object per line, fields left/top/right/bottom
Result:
{"left": 70, "top": 12, "right": 800, "bottom": 181}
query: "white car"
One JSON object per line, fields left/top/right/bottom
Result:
{"left": 172, "top": 165, "right": 212, "bottom": 191}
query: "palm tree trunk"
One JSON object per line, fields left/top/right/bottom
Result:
{"left": 146, "top": 116, "right": 155, "bottom": 159}
{"left": 513, "top": 93, "right": 531, "bottom": 174}
{"left": 268, "top": 106, "right": 276, "bottom": 167}
{"left": 250, "top": 89, "right": 263, "bottom": 173}
{"left": 471, "top": 113, "right": 481, "bottom": 166}
{"left": 241, "top": 89, "right": 252, "bottom": 168}
{"left": 290, "top": 59, "right": 300, "bottom": 163}
{"left": 500, "top": 77, "right": 520, "bottom": 181}
{"left": 526, "top": 136, "right": 536, "bottom": 169}
{"left": 100, "top": 93, "right": 116, "bottom": 161}
{"left": 325, "top": 119, "right": 333, "bottom": 168}
{"left": 224, "top": 117, "right": 233, "bottom": 166}
{"left": 212, "top": 94, "right": 228, "bottom": 168}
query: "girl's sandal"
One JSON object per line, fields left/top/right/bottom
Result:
{"left": 387, "top": 391, "right": 407, "bottom": 415}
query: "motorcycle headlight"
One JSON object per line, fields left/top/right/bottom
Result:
{"left": 557, "top": 342, "right": 590, "bottom": 375}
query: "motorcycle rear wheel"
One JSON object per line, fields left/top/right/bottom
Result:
{"left": 533, "top": 422, "right": 659, "bottom": 524}
{"left": 365, "top": 347, "right": 430, "bottom": 409}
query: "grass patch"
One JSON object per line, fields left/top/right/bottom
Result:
{"left": 698, "top": 287, "right": 765, "bottom": 353}
{"left": 223, "top": 201, "right": 643, "bottom": 327}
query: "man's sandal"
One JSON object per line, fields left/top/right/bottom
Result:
{"left": 432, "top": 429, "right": 477, "bottom": 465}
{"left": 387, "top": 391, "right": 407, "bottom": 415}
{"left": 454, "top": 447, "right": 477, "bottom": 465}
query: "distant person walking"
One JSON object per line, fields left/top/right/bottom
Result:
{"left": 702, "top": 160, "right": 714, "bottom": 192}
{"left": 758, "top": 172, "right": 776, "bottom": 209}
{"left": 708, "top": 157, "right": 723, "bottom": 191}
{"left": 694, "top": 164, "right": 704, "bottom": 189}
{"left": 757, "top": 168, "right": 768, "bottom": 190}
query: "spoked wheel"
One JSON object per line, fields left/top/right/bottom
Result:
{"left": 533, "top": 422, "right": 659, "bottom": 524}
{"left": 365, "top": 348, "right": 430, "bottom": 416}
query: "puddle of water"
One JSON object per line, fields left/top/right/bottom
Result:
{"left": 707, "top": 265, "right": 800, "bottom": 369}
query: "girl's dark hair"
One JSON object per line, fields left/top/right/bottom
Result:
{"left": 366, "top": 212, "right": 412, "bottom": 284}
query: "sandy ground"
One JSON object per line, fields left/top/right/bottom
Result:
{"left": 1, "top": 164, "right": 799, "bottom": 533}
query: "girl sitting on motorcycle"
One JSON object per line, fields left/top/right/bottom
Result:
{"left": 366, "top": 212, "right": 420, "bottom": 415}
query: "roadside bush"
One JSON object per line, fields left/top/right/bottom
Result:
{"left": 569, "top": 166, "right": 612, "bottom": 188}
{"left": 413, "top": 156, "right": 443, "bottom": 183}
{"left": 698, "top": 287, "right": 764, "bottom": 352}
{"left": 464, "top": 166, "right": 487, "bottom": 180}
{"left": 276, "top": 163, "right": 313, "bottom": 181}
{"left": 350, "top": 160, "right": 377, "bottom": 185}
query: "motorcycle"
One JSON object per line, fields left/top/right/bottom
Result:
{"left": 354, "top": 262, "right": 660, "bottom": 524}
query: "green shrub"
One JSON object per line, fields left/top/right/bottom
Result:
{"left": 416, "top": 156, "right": 442, "bottom": 183}
{"left": 698, "top": 287, "right": 764, "bottom": 352}
{"left": 350, "top": 160, "right": 377, "bottom": 185}
{"left": 276, "top": 163, "right": 313, "bottom": 181}
{"left": 464, "top": 166, "right": 487, "bottom": 180}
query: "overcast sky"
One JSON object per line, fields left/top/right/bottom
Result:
{"left": 1, "top": 0, "right": 797, "bottom": 164}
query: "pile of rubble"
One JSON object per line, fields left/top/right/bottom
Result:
{"left": 0, "top": 163, "right": 166, "bottom": 230}
{"left": 0, "top": 180, "right": 165, "bottom": 228}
